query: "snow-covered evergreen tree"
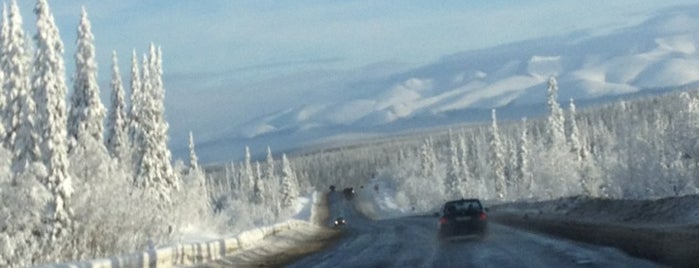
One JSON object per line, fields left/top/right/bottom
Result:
{"left": 147, "top": 46, "right": 175, "bottom": 188}
{"left": 458, "top": 135, "right": 473, "bottom": 196}
{"left": 127, "top": 50, "right": 142, "bottom": 170}
{"left": 105, "top": 51, "right": 129, "bottom": 163}
{"left": 134, "top": 47, "right": 178, "bottom": 201}
{"left": 546, "top": 76, "right": 565, "bottom": 149}
{"left": 253, "top": 161, "right": 263, "bottom": 204}
{"left": 568, "top": 98, "right": 583, "bottom": 161}
{"left": 188, "top": 131, "right": 199, "bottom": 173}
{"left": 489, "top": 109, "right": 506, "bottom": 199}
{"left": 444, "top": 131, "right": 461, "bottom": 198}
{"left": 68, "top": 7, "right": 105, "bottom": 148}
{"left": 6, "top": 0, "right": 39, "bottom": 171}
{"left": 419, "top": 137, "right": 436, "bottom": 177}
{"left": 242, "top": 146, "right": 254, "bottom": 201}
{"left": 280, "top": 153, "right": 298, "bottom": 209}
{"left": 516, "top": 118, "right": 532, "bottom": 198}
{"left": 186, "top": 131, "right": 206, "bottom": 195}
{"left": 32, "top": 0, "right": 73, "bottom": 243}
{"left": 264, "top": 146, "right": 277, "bottom": 210}
{"left": 132, "top": 54, "right": 150, "bottom": 184}
{"left": 265, "top": 146, "right": 275, "bottom": 183}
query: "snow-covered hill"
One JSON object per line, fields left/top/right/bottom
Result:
{"left": 192, "top": 5, "right": 699, "bottom": 163}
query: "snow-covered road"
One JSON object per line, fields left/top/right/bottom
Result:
{"left": 286, "top": 192, "right": 663, "bottom": 268}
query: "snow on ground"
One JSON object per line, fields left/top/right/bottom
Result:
{"left": 189, "top": 223, "right": 338, "bottom": 268}
{"left": 46, "top": 192, "right": 326, "bottom": 268}
{"left": 293, "top": 196, "right": 311, "bottom": 221}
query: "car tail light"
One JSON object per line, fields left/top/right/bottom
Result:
{"left": 439, "top": 217, "right": 448, "bottom": 224}
{"left": 479, "top": 213, "right": 487, "bottom": 220}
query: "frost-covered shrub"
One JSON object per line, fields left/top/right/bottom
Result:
{"left": 0, "top": 161, "right": 51, "bottom": 267}
{"left": 63, "top": 138, "right": 174, "bottom": 261}
{"left": 169, "top": 169, "right": 226, "bottom": 236}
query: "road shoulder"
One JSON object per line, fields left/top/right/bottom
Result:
{"left": 491, "top": 196, "right": 699, "bottom": 268}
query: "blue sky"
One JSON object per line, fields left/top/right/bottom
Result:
{"left": 10, "top": 0, "right": 699, "bottom": 157}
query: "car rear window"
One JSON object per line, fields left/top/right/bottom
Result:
{"left": 444, "top": 200, "right": 482, "bottom": 214}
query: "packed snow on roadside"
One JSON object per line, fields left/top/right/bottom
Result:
{"left": 176, "top": 194, "right": 312, "bottom": 245}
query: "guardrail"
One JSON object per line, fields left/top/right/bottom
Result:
{"left": 38, "top": 191, "right": 329, "bottom": 268}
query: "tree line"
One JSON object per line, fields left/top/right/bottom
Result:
{"left": 289, "top": 76, "right": 699, "bottom": 211}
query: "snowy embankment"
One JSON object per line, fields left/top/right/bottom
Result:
{"left": 491, "top": 195, "right": 699, "bottom": 268}
{"left": 39, "top": 191, "right": 331, "bottom": 268}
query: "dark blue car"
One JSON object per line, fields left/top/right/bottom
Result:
{"left": 438, "top": 199, "right": 488, "bottom": 240}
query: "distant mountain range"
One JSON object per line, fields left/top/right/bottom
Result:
{"left": 190, "top": 5, "right": 699, "bottom": 164}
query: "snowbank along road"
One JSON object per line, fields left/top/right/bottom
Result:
{"left": 286, "top": 191, "right": 663, "bottom": 268}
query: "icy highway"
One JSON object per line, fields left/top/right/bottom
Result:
{"left": 286, "top": 192, "right": 662, "bottom": 268}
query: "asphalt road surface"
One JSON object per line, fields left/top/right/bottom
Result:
{"left": 286, "top": 192, "right": 663, "bottom": 268}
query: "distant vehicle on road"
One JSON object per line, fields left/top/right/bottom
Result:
{"left": 437, "top": 198, "right": 488, "bottom": 240}
{"left": 343, "top": 187, "right": 355, "bottom": 200}
{"left": 334, "top": 216, "right": 346, "bottom": 227}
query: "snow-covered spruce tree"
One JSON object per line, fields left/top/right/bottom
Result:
{"left": 0, "top": 4, "right": 47, "bottom": 264}
{"left": 6, "top": 0, "right": 40, "bottom": 171}
{"left": 242, "top": 146, "right": 254, "bottom": 201}
{"left": 32, "top": 0, "right": 74, "bottom": 247}
{"left": 172, "top": 131, "right": 216, "bottom": 234}
{"left": 458, "top": 134, "right": 473, "bottom": 197}
{"left": 131, "top": 53, "right": 150, "bottom": 185}
{"left": 134, "top": 46, "right": 179, "bottom": 202}
{"left": 419, "top": 137, "right": 436, "bottom": 178}
{"left": 546, "top": 76, "right": 565, "bottom": 149}
{"left": 188, "top": 131, "right": 199, "bottom": 174}
{"left": 154, "top": 45, "right": 177, "bottom": 190}
{"left": 127, "top": 50, "right": 142, "bottom": 174}
{"left": 187, "top": 131, "right": 211, "bottom": 211}
{"left": 504, "top": 136, "right": 517, "bottom": 194}
{"left": 225, "top": 161, "right": 235, "bottom": 195}
{"left": 489, "top": 109, "right": 506, "bottom": 199}
{"left": 516, "top": 118, "right": 533, "bottom": 198}
{"left": 444, "top": 131, "right": 461, "bottom": 199}
{"left": 253, "top": 161, "right": 263, "bottom": 204}
{"left": 466, "top": 133, "right": 481, "bottom": 182}
{"left": 568, "top": 98, "right": 583, "bottom": 161}
{"left": 280, "top": 153, "right": 299, "bottom": 209}
{"left": 67, "top": 7, "right": 105, "bottom": 150}
{"left": 265, "top": 146, "right": 275, "bottom": 182}
{"left": 264, "top": 146, "right": 280, "bottom": 215}
{"left": 105, "top": 51, "right": 129, "bottom": 163}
